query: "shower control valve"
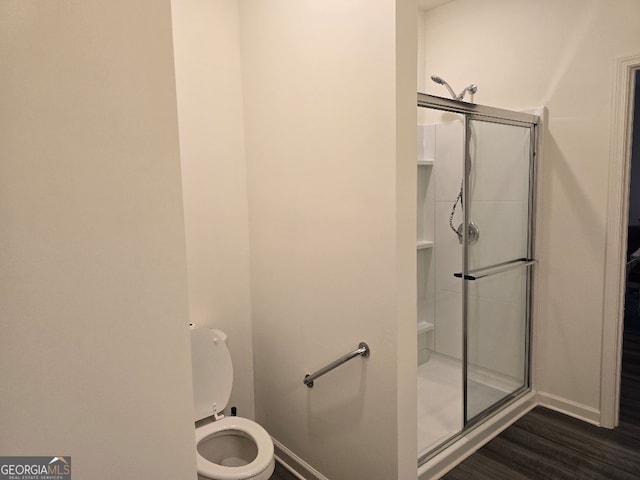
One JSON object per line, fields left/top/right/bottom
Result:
{"left": 456, "top": 221, "right": 480, "bottom": 245}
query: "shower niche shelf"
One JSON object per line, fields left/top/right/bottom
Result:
{"left": 417, "top": 240, "right": 434, "bottom": 250}
{"left": 417, "top": 122, "right": 436, "bottom": 366}
{"left": 417, "top": 321, "right": 434, "bottom": 334}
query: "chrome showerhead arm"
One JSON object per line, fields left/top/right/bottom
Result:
{"left": 430, "top": 75, "right": 457, "bottom": 100}
{"left": 457, "top": 84, "right": 477, "bottom": 101}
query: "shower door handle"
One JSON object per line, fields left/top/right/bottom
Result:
{"left": 454, "top": 258, "right": 537, "bottom": 281}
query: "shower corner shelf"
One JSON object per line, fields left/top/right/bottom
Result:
{"left": 417, "top": 321, "right": 434, "bottom": 334}
{"left": 417, "top": 159, "right": 434, "bottom": 166}
{"left": 417, "top": 240, "right": 434, "bottom": 250}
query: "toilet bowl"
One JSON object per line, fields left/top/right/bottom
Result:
{"left": 191, "top": 328, "right": 275, "bottom": 480}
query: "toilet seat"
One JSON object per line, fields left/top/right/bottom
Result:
{"left": 195, "top": 416, "right": 274, "bottom": 480}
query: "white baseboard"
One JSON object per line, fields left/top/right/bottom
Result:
{"left": 536, "top": 391, "right": 600, "bottom": 425}
{"left": 272, "top": 438, "right": 329, "bottom": 480}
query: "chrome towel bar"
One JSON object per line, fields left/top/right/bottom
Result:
{"left": 304, "top": 342, "right": 370, "bottom": 388}
{"left": 454, "top": 258, "right": 537, "bottom": 281}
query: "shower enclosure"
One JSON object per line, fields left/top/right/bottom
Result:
{"left": 416, "top": 93, "right": 539, "bottom": 464}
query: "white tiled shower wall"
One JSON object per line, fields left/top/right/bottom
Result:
{"left": 417, "top": 119, "right": 529, "bottom": 383}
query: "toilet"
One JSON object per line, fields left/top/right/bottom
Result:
{"left": 191, "top": 327, "right": 275, "bottom": 480}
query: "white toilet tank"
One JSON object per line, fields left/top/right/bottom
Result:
{"left": 190, "top": 328, "right": 233, "bottom": 422}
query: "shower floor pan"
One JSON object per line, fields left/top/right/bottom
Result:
{"left": 417, "top": 352, "right": 518, "bottom": 457}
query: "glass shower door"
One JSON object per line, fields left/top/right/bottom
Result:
{"left": 462, "top": 118, "right": 535, "bottom": 423}
{"left": 416, "top": 92, "right": 539, "bottom": 467}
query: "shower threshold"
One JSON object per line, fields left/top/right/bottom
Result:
{"left": 417, "top": 352, "right": 522, "bottom": 457}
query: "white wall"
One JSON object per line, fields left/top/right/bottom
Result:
{"left": 421, "top": 0, "right": 640, "bottom": 421}
{"left": 0, "top": 2, "right": 197, "bottom": 479}
{"left": 240, "top": 1, "right": 416, "bottom": 478}
{"left": 171, "top": 0, "right": 255, "bottom": 419}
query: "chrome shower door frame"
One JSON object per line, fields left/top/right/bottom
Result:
{"left": 417, "top": 93, "right": 540, "bottom": 466}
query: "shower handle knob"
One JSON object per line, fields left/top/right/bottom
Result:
{"left": 456, "top": 221, "right": 480, "bottom": 245}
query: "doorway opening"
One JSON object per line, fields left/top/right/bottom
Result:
{"left": 602, "top": 56, "right": 640, "bottom": 428}
{"left": 625, "top": 72, "right": 640, "bottom": 333}
{"left": 621, "top": 72, "right": 640, "bottom": 423}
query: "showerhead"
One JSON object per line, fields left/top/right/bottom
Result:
{"left": 430, "top": 75, "right": 457, "bottom": 100}
{"left": 430, "top": 75, "right": 478, "bottom": 101}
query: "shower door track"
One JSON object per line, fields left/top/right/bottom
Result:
{"left": 417, "top": 93, "right": 538, "bottom": 125}
{"left": 416, "top": 93, "right": 540, "bottom": 468}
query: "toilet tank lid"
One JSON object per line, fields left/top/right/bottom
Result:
{"left": 190, "top": 328, "right": 233, "bottom": 422}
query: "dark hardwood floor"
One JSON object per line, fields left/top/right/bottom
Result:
{"left": 270, "top": 461, "right": 301, "bottom": 480}
{"left": 442, "top": 321, "right": 640, "bottom": 479}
